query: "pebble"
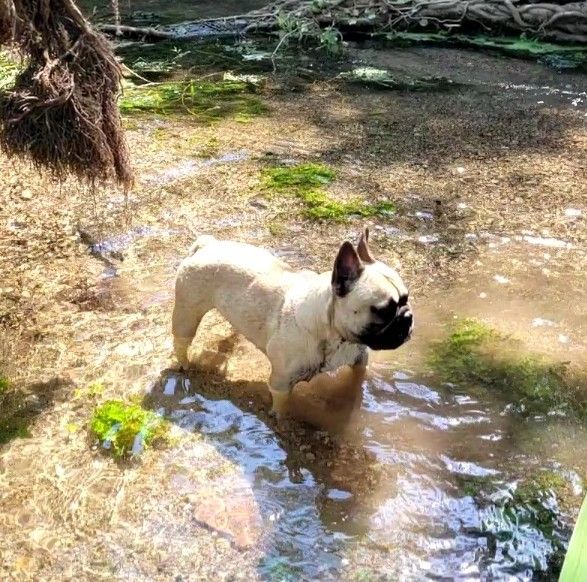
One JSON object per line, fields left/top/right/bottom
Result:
{"left": 249, "top": 198, "right": 268, "bottom": 210}
{"left": 532, "top": 318, "right": 555, "bottom": 328}
{"left": 20, "top": 189, "right": 33, "bottom": 200}
{"left": 564, "top": 208, "right": 582, "bottom": 218}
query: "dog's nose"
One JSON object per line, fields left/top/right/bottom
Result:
{"left": 397, "top": 305, "right": 413, "bottom": 335}
{"left": 397, "top": 305, "right": 412, "bottom": 320}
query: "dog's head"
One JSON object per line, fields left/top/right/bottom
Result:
{"left": 331, "top": 228, "right": 413, "bottom": 350}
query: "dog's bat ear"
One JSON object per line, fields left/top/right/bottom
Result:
{"left": 356, "top": 227, "right": 375, "bottom": 264}
{"left": 332, "top": 241, "right": 364, "bottom": 297}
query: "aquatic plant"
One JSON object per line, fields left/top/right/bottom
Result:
{"left": 482, "top": 470, "right": 572, "bottom": 573}
{"left": 384, "top": 32, "right": 587, "bottom": 67}
{"left": 429, "top": 318, "right": 586, "bottom": 417}
{"left": 120, "top": 79, "right": 267, "bottom": 121}
{"left": 262, "top": 163, "right": 395, "bottom": 222}
{"left": 90, "top": 399, "right": 168, "bottom": 458}
{"left": 117, "top": 39, "right": 274, "bottom": 79}
{"left": 341, "top": 67, "right": 456, "bottom": 91}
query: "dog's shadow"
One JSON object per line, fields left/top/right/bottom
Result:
{"left": 143, "top": 336, "right": 387, "bottom": 541}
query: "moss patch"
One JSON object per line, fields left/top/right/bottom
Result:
{"left": 120, "top": 79, "right": 267, "bottom": 122}
{"left": 262, "top": 163, "right": 395, "bottom": 222}
{"left": 263, "top": 163, "right": 336, "bottom": 189}
{"left": 382, "top": 33, "right": 587, "bottom": 69}
{"left": 90, "top": 399, "right": 168, "bottom": 458}
{"left": 430, "top": 318, "right": 586, "bottom": 417}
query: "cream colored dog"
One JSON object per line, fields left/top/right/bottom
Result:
{"left": 172, "top": 228, "right": 413, "bottom": 417}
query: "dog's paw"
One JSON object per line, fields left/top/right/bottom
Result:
{"left": 269, "top": 389, "right": 290, "bottom": 418}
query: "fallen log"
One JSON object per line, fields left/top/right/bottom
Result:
{"left": 98, "top": 0, "right": 587, "bottom": 44}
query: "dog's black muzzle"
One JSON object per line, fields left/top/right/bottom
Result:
{"left": 359, "top": 304, "right": 414, "bottom": 351}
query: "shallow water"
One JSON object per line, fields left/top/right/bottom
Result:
{"left": 98, "top": 220, "right": 584, "bottom": 579}
{"left": 145, "top": 349, "right": 584, "bottom": 580}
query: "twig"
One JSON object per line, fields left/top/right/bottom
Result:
{"left": 271, "top": 30, "right": 295, "bottom": 72}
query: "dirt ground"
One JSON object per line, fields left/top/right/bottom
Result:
{"left": 0, "top": 45, "right": 586, "bottom": 579}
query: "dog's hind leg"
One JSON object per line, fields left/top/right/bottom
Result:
{"left": 172, "top": 300, "right": 207, "bottom": 370}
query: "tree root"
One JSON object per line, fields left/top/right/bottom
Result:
{"left": 0, "top": 0, "right": 133, "bottom": 189}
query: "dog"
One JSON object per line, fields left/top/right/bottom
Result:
{"left": 172, "top": 228, "right": 413, "bottom": 417}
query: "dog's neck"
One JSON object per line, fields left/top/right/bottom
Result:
{"left": 296, "top": 276, "right": 346, "bottom": 344}
{"left": 293, "top": 275, "right": 367, "bottom": 373}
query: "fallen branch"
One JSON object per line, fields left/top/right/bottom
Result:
{"left": 99, "top": 0, "right": 587, "bottom": 44}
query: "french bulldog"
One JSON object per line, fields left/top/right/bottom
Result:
{"left": 172, "top": 228, "right": 413, "bottom": 417}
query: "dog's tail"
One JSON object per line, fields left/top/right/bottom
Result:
{"left": 188, "top": 234, "right": 216, "bottom": 256}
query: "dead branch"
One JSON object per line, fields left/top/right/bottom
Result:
{"left": 100, "top": 0, "right": 587, "bottom": 44}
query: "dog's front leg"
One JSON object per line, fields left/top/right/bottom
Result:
{"left": 268, "top": 372, "right": 292, "bottom": 419}
{"left": 266, "top": 339, "right": 293, "bottom": 419}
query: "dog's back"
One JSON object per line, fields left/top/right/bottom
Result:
{"left": 187, "top": 234, "right": 216, "bottom": 256}
{"left": 174, "top": 236, "right": 296, "bottom": 355}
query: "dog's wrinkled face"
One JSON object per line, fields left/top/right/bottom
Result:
{"left": 331, "top": 228, "right": 413, "bottom": 350}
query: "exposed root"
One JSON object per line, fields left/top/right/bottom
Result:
{"left": 0, "top": 0, "right": 133, "bottom": 188}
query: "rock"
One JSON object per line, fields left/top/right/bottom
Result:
{"left": 20, "top": 189, "right": 33, "bottom": 200}
{"left": 249, "top": 198, "right": 268, "bottom": 210}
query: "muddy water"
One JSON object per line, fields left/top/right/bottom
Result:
{"left": 101, "top": 232, "right": 585, "bottom": 579}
